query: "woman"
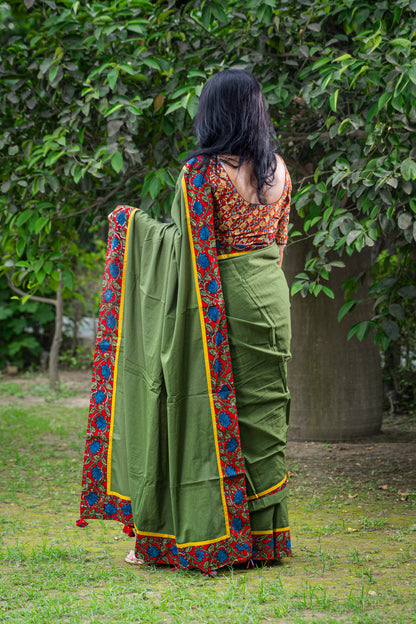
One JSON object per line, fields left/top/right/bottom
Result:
{"left": 78, "top": 69, "right": 292, "bottom": 575}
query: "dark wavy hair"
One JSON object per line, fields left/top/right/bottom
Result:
{"left": 188, "top": 69, "right": 281, "bottom": 204}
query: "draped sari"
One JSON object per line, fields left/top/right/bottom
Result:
{"left": 78, "top": 158, "right": 291, "bottom": 574}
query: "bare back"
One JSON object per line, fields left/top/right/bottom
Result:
{"left": 220, "top": 154, "right": 286, "bottom": 205}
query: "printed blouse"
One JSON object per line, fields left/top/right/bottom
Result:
{"left": 207, "top": 157, "right": 291, "bottom": 257}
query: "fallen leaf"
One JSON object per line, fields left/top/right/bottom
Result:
{"left": 366, "top": 446, "right": 374, "bottom": 450}
{"left": 378, "top": 484, "right": 388, "bottom": 490}
{"left": 348, "top": 494, "right": 358, "bottom": 499}
{"left": 347, "top": 527, "right": 359, "bottom": 533}
{"left": 399, "top": 491, "right": 410, "bottom": 497}
{"left": 368, "top": 590, "right": 377, "bottom": 596}
{"left": 287, "top": 472, "right": 295, "bottom": 477}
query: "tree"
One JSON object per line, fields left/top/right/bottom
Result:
{"left": 0, "top": 0, "right": 182, "bottom": 386}
{"left": 1, "top": 0, "right": 414, "bottom": 433}
{"left": 284, "top": 0, "right": 416, "bottom": 353}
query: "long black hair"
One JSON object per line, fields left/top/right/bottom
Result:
{"left": 188, "top": 69, "right": 281, "bottom": 204}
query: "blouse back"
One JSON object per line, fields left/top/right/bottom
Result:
{"left": 206, "top": 158, "right": 291, "bottom": 258}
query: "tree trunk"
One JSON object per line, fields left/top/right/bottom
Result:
{"left": 49, "top": 272, "right": 64, "bottom": 393}
{"left": 284, "top": 234, "right": 383, "bottom": 441}
{"left": 72, "top": 298, "right": 83, "bottom": 355}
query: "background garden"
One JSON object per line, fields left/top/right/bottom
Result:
{"left": 0, "top": 0, "right": 415, "bottom": 621}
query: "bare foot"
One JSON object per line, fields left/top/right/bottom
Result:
{"left": 124, "top": 550, "right": 145, "bottom": 566}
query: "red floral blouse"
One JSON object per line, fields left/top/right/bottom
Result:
{"left": 207, "top": 158, "right": 291, "bottom": 257}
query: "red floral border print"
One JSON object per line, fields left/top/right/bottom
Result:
{"left": 132, "top": 158, "right": 253, "bottom": 573}
{"left": 77, "top": 206, "right": 137, "bottom": 533}
{"left": 252, "top": 529, "right": 291, "bottom": 561}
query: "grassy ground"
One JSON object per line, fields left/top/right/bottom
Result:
{"left": 0, "top": 373, "right": 415, "bottom": 624}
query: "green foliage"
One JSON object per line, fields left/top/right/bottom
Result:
{"left": 281, "top": 0, "right": 416, "bottom": 350}
{"left": 0, "top": 0, "right": 415, "bottom": 352}
{"left": 59, "top": 344, "right": 93, "bottom": 370}
{"left": 372, "top": 252, "right": 416, "bottom": 411}
{"left": 0, "top": 277, "right": 55, "bottom": 369}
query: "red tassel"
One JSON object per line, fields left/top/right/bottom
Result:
{"left": 76, "top": 519, "right": 88, "bottom": 528}
{"left": 122, "top": 524, "right": 135, "bottom": 537}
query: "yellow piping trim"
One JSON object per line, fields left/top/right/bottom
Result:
{"left": 182, "top": 175, "right": 230, "bottom": 537}
{"left": 107, "top": 208, "right": 138, "bottom": 497}
{"left": 247, "top": 474, "right": 287, "bottom": 501}
{"left": 217, "top": 250, "right": 253, "bottom": 260}
{"left": 252, "top": 526, "right": 290, "bottom": 536}
{"left": 107, "top": 490, "right": 131, "bottom": 501}
{"left": 134, "top": 524, "right": 228, "bottom": 548}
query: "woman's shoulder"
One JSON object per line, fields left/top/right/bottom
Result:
{"left": 258, "top": 155, "right": 289, "bottom": 205}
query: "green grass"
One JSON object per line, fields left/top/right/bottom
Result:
{"left": 0, "top": 390, "right": 415, "bottom": 623}
{"left": 0, "top": 378, "right": 77, "bottom": 400}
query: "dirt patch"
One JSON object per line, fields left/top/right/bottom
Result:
{"left": 0, "top": 369, "right": 91, "bottom": 408}
{"left": 1, "top": 370, "right": 415, "bottom": 495}
{"left": 287, "top": 414, "right": 416, "bottom": 495}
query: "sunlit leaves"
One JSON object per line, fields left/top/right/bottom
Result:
{"left": 401, "top": 159, "right": 416, "bottom": 181}
{"left": 329, "top": 89, "right": 339, "bottom": 113}
{"left": 0, "top": 0, "right": 415, "bottom": 354}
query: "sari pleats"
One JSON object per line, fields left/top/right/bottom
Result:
{"left": 218, "top": 244, "right": 291, "bottom": 559}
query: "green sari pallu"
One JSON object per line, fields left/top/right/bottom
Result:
{"left": 78, "top": 159, "right": 291, "bottom": 573}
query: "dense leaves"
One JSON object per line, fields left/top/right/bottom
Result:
{"left": 0, "top": 277, "right": 54, "bottom": 368}
{"left": 283, "top": 0, "right": 416, "bottom": 351}
{"left": 0, "top": 0, "right": 415, "bottom": 356}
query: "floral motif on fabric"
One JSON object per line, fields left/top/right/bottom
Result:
{"left": 209, "top": 158, "right": 291, "bottom": 257}
{"left": 77, "top": 206, "right": 137, "bottom": 533}
{"left": 252, "top": 529, "right": 291, "bottom": 561}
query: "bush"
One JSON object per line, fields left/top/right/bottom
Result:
{"left": 0, "top": 278, "right": 55, "bottom": 370}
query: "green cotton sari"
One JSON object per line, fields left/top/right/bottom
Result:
{"left": 78, "top": 158, "right": 291, "bottom": 574}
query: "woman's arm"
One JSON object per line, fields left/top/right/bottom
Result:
{"left": 275, "top": 163, "right": 291, "bottom": 269}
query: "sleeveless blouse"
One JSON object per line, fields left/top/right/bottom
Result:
{"left": 207, "top": 158, "right": 291, "bottom": 257}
